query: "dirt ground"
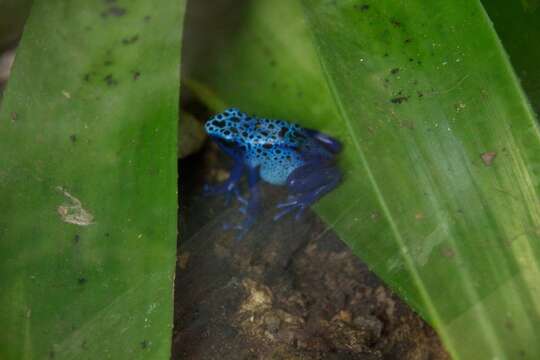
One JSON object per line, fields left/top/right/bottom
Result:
{"left": 172, "top": 140, "right": 450, "bottom": 360}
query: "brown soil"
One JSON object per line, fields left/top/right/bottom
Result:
{"left": 172, "top": 144, "right": 450, "bottom": 360}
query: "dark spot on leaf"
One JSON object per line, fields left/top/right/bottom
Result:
{"left": 355, "top": 4, "right": 370, "bottom": 11}
{"left": 404, "top": 38, "right": 412, "bottom": 44}
{"left": 417, "top": 91, "right": 424, "bottom": 98}
{"left": 132, "top": 71, "right": 140, "bottom": 80}
{"left": 269, "top": 60, "right": 277, "bottom": 67}
{"left": 144, "top": 15, "right": 151, "bottom": 22}
{"left": 383, "top": 52, "right": 389, "bottom": 57}
{"left": 481, "top": 151, "right": 497, "bottom": 166}
{"left": 390, "top": 19, "right": 401, "bottom": 27}
{"left": 83, "top": 73, "right": 91, "bottom": 82}
{"left": 105, "top": 232, "right": 110, "bottom": 237}
{"left": 441, "top": 246, "right": 455, "bottom": 258}
{"left": 104, "top": 74, "right": 117, "bottom": 86}
{"left": 78, "top": 277, "right": 87, "bottom": 285}
{"left": 70, "top": 134, "right": 77, "bottom": 143}
{"left": 390, "top": 96, "right": 409, "bottom": 104}
{"left": 101, "top": 6, "right": 126, "bottom": 17}
{"left": 140, "top": 340, "right": 149, "bottom": 349}
{"left": 104, "top": 60, "right": 113, "bottom": 66}
{"left": 74, "top": 234, "right": 80, "bottom": 243}
{"left": 409, "top": 58, "right": 414, "bottom": 62}
{"left": 390, "top": 68, "right": 400, "bottom": 75}
{"left": 122, "top": 35, "right": 139, "bottom": 45}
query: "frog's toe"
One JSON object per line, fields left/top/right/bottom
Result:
{"left": 234, "top": 218, "right": 255, "bottom": 241}
{"left": 273, "top": 201, "right": 306, "bottom": 221}
{"left": 236, "top": 191, "right": 248, "bottom": 205}
{"left": 223, "top": 214, "right": 257, "bottom": 240}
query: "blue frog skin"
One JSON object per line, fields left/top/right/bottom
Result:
{"left": 204, "top": 108, "right": 342, "bottom": 238}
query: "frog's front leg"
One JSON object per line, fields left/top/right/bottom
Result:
{"left": 229, "top": 166, "right": 262, "bottom": 239}
{"left": 274, "top": 162, "right": 341, "bottom": 221}
{"left": 203, "top": 158, "right": 245, "bottom": 205}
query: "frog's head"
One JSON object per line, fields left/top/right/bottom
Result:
{"left": 205, "top": 108, "right": 246, "bottom": 157}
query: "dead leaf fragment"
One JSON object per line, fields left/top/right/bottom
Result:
{"left": 480, "top": 151, "right": 497, "bottom": 166}
{"left": 56, "top": 186, "right": 94, "bottom": 226}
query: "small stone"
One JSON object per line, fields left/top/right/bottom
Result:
{"left": 178, "top": 252, "right": 190, "bottom": 269}
{"left": 353, "top": 315, "right": 383, "bottom": 338}
{"left": 263, "top": 313, "right": 281, "bottom": 332}
{"left": 178, "top": 112, "right": 206, "bottom": 159}
{"left": 332, "top": 310, "right": 352, "bottom": 323}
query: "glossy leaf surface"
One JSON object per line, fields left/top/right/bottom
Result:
{"left": 0, "top": 1, "right": 184, "bottom": 358}
{"left": 186, "top": 0, "right": 540, "bottom": 358}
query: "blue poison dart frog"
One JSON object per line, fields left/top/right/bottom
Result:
{"left": 204, "top": 108, "right": 342, "bottom": 238}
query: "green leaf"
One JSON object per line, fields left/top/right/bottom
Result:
{"left": 187, "top": 0, "right": 540, "bottom": 358}
{"left": 0, "top": 1, "right": 184, "bottom": 358}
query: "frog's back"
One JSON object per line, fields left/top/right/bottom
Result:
{"left": 208, "top": 109, "right": 333, "bottom": 185}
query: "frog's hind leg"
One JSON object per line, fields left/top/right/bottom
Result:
{"left": 304, "top": 129, "right": 342, "bottom": 154}
{"left": 274, "top": 162, "right": 341, "bottom": 221}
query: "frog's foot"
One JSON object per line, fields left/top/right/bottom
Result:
{"left": 203, "top": 159, "right": 246, "bottom": 205}
{"left": 224, "top": 194, "right": 261, "bottom": 240}
{"left": 273, "top": 196, "right": 309, "bottom": 221}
